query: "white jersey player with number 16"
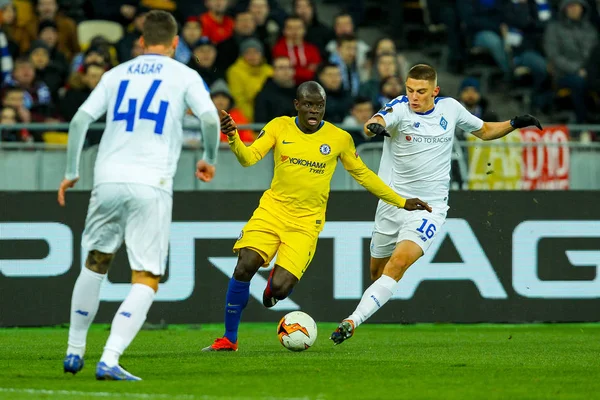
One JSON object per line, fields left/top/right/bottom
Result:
{"left": 330, "top": 64, "right": 543, "bottom": 345}
{"left": 58, "top": 11, "right": 221, "bottom": 380}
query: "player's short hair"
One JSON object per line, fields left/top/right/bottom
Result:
{"left": 296, "top": 81, "right": 326, "bottom": 100}
{"left": 407, "top": 64, "right": 437, "bottom": 85}
{"left": 336, "top": 34, "right": 357, "bottom": 47}
{"left": 142, "top": 10, "right": 178, "bottom": 46}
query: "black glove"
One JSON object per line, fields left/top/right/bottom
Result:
{"left": 366, "top": 123, "right": 391, "bottom": 137}
{"left": 510, "top": 114, "right": 542, "bottom": 130}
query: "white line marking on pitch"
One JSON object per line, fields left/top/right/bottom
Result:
{"left": 0, "top": 388, "right": 326, "bottom": 400}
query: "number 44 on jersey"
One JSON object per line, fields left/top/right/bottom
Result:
{"left": 113, "top": 79, "right": 169, "bottom": 135}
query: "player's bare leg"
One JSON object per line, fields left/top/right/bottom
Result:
{"left": 263, "top": 265, "right": 299, "bottom": 308}
{"left": 96, "top": 270, "right": 160, "bottom": 381}
{"left": 331, "top": 241, "right": 423, "bottom": 345}
{"left": 64, "top": 250, "right": 113, "bottom": 374}
{"left": 203, "top": 248, "right": 264, "bottom": 352}
{"left": 369, "top": 256, "right": 390, "bottom": 281}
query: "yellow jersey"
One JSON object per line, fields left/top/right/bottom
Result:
{"left": 228, "top": 116, "right": 405, "bottom": 230}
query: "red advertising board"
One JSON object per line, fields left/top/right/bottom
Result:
{"left": 520, "top": 126, "right": 570, "bottom": 190}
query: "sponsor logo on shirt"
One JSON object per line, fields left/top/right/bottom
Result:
{"left": 281, "top": 155, "right": 326, "bottom": 174}
{"left": 404, "top": 135, "right": 452, "bottom": 144}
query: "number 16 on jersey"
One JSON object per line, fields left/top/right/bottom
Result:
{"left": 113, "top": 79, "right": 169, "bottom": 135}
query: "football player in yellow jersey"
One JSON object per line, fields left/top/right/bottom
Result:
{"left": 203, "top": 81, "right": 430, "bottom": 352}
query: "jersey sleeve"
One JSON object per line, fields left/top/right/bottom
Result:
{"left": 454, "top": 99, "right": 484, "bottom": 133}
{"left": 228, "top": 118, "right": 278, "bottom": 167}
{"left": 79, "top": 73, "right": 110, "bottom": 120}
{"left": 374, "top": 96, "right": 406, "bottom": 131}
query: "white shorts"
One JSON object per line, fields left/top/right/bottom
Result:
{"left": 370, "top": 200, "right": 449, "bottom": 258}
{"left": 81, "top": 183, "right": 172, "bottom": 276}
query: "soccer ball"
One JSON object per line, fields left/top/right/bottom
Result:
{"left": 277, "top": 311, "right": 317, "bottom": 352}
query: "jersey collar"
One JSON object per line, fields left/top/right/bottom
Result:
{"left": 295, "top": 116, "right": 325, "bottom": 133}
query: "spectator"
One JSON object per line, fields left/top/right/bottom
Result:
{"left": 226, "top": 38, "right": 273, "bottom": 121}
{"left": 544, "top": 0, "right": 598, "bottom": 122}
{"left": 187, "top": 37, "right": 222, "bottom": 87}
{"left": 376, "top": 75, "right": 403, "bottom": 108}
{"left": 1, "top": 86, "right": 31, "bottom": 125}
{"left": 359, "top": 53, "right": 399, "bottom": 106}
{"left": 325, "top": 13, "right": 370, "bottom": 81}
{"left": 116, "top": 7, "right": 149, "bottom": 63}
{"left": 316, "top": 62, "right": 351, "bottom": 123}
{"left": 458, "top": 77, "right": 499, "bottom": 122}
{"left": 175, "top": 16, "right": 203, "bottom": 65}
{"left": 457, "top": 0, "right": 512, "bottom": 82}
{"left": 293, "top": 0, "right": 332, "bottom": 57}
{"left": 272, "top": 16, "right": 321, "bottom": 84}
{"left": 2, "top": 1, "right": 37, "bottom": 56}
{"left": 3, "top": 57, "right": 53, "bottom": 121}
{"left": 503, "top": 0, "right": 551, "bottom": 111}
{"left": 59, "top": 62, "right": 104, "bottom": 121}
{"left": 342, "top": 95, "right": 374, "bottom": 145}
{"left": 37, "top": 21, "right": 69, "bottom": 77}
{"left": 234, "top": 0, "right": 287, "bottom": 26}
{"left": 254, "top": 56, "right": 296, "bottom": 123}
{"left": 248, "top": 0, "right": 280, "bottom": 49}
{"left": 1, "top": 105, "right": 32, "bottom": 142}
{"left": 0, "top": 28, "right": 12, "bottom": 82}
{"left": 216, "top": 11, "right": 259, "bottom": 72}
{"left": 28, "top": 40, "right": 64, "bottom": 101}
{"left": 200, "top": 0, "right": 235, "bottom": 44}
{"left": 210, "top": 79, "right": 254, "bottom": 142}
{"left": 33, "top": 0, "right": 79, "bottom": 61}
{"left": 368, "top": 37, "right": 408, "bottom": 80}
{"left": 329, "top": 34, "right": 360, "bottom": 96}
{"left": 71, "top": 37, "right": 114, "bottom": 73}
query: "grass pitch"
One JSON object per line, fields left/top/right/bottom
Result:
{"left": 1, "top": 323, "right": 599, "bottom": 400}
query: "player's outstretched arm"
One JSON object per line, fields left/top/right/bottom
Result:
{"left": 472, "top": 114, "right": 543, "bottom": 141}
{"left": 58, "top": 109, "right": 95, "bottom": 206}
{"left": 339, "top": 142, "right": 431, "bottom": 212}
{"left": 222, "top": 110, "right": 275, "bottom": 167}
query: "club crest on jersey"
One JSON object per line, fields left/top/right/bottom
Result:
{"left": 319, "top": 144, "right": 331, "bottom": 155}
{"left": 413, "top": 122, "right": 420, "bottom": 128}
{"left": 439, "top": 116, "right": 448, "bottom": 130}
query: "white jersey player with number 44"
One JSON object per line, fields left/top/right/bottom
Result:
{"left": 330, "top": 64, "right": 543, "bottom": 345}
{"left": 58, "top": 11, "right": 220, "bottom": 380}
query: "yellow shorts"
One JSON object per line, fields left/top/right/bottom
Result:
{"left": 233, "top": 207, "right": 319, "bottom": 279}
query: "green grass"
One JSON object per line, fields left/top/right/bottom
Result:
{"left": 1, "top": 323, "right": 599, "bottom": 400}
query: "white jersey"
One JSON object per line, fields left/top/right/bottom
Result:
{"left": 80, "top": 54, "right": 216, "bottom": 193}
{"left": 375, "top": 95, "right": 483, "bottom": 204}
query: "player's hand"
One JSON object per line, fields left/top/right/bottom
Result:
{"left": 57, "top": 178, "right": 79, "bottom": 207}
{"left": 403, "top": 198, "right": 432, "bottom": 212}
{"left": 195, "top": 160, "right": 216, "bottom": 182}
{"left": 219, "top": 110, "right": 237, "bottom": 137}
{"left": 510, "top": 115, "right": 542, "bottom": 130}
{"left": 366, "top": 123, "right": 391, "bottom": 137}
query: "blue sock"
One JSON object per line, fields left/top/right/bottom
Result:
{"left": 223, "top": 278, "right": 250, "bottom": 343}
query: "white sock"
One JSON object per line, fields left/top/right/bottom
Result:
{"left": 100, "top": 283, "right": 155, "bottom": 367}
{"left": 347, "top": 274, "right": 397, "bottom": 328}
{"left": 67, "top": 267, "right": 105, "bottom": 357}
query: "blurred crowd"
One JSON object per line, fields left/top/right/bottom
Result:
{"left": 0, "top": 0, "right": 599, "bottom": 146}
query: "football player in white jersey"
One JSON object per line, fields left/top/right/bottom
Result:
{"left": 330, "top": 64, "right": 542, "bottom": 345}
{"left": 58, "top": 11, "right": 220, "bottom": 379}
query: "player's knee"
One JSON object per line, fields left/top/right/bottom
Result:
{"left": 388, "top": 253, "right": 411, "bottom": 275}
{"left": 85, "top": 250, "right": 114, "bottom": 274}
{"left": 369, "top": 257, "right": 388, "bottom": 281}
{"left": 370, "top": 267, "right": 383, "bottom": 281}
{"left": 232, "top": 249, "right": 264, "bottom": 281}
